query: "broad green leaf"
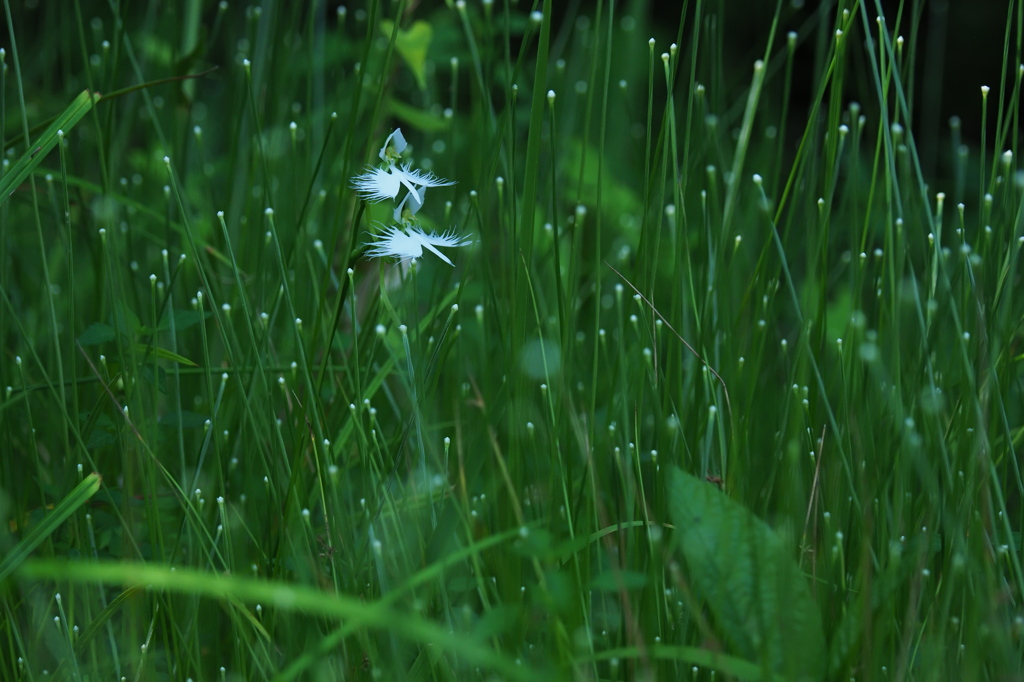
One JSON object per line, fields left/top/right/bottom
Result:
{"left": 0, "top": 90, "right": 97, "bottom": 208}
{"left": 0, "top": 473, "right": 102, "bottom": 583}
{"left": 562, "top": 138, "right": 642, "bottom": 221}
{"left": 667, "top": 467, "right": 826, "bottom": 682}
{"left": 77, "top": 322, "right": 116, "bottom": 346}
{"left": 86, "top": 428, "right": 116, "bottom": 450}
{"left": 380, "top": 20, "right": 432, "bottom": 90}
{"left": 112, "top": 302, "right": 142, "bottom": 337}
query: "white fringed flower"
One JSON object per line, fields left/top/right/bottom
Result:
{"left": 355, "top": 128, "right": 469, "bottom": 266}
{"left": 351, "top": 127, "right": 454, "bottom": 203}
{"left": 365, "top": 226, "right": 470, "bottom": 266}
{"left": 352, "top": 163, "right": 455, "bottom": 203}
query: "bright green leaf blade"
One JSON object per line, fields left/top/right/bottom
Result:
{"left": 71, "top": 586, "right": 143, "bottom": 655}
{"left": 380, "top": 20, "right": 432, "bottom": 90}
{"left": 589, "top": 644, "right": 790, "bottom": 681}
{"left": 18, "top": 560, "right": 541, "bottom": 682}
{"left": 223, "top": 594, "right": 273, "bottom": 643}
{"left": 135, "top": 344, "right": 198, "bottom": 367}
{"left": 0, "top": 90, "right": 97, "bottom": 208}
{"left": 275, "top": 525, "right": 525, "bottom": 682}
{"left": 667, "top": 466, "right": 826, "bottom": 682}
{"left": 385, "top": 97, "right": 450, "bottom": 133}
{"left": 0, "top": 473, "right": 102, "bottom": 583}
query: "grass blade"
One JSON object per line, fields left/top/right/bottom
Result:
{"left": 0, "top": 90, "right": 96, "bottom": 207}
{"left": 0, "top": 472, "right": 101, "bottom": 583}
{"left": 18, "top": 558, "right": 543, "bottom": 682}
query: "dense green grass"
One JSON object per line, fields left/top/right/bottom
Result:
{"left": 2, "top": 0, "right": 1023, "bottom": 679}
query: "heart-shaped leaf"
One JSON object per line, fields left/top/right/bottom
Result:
{"left": 380, "top": 20, "right": 432, "bottom": 90}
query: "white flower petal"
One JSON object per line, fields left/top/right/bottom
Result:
{"left": 399, "top": 164, "right": 455, "bottom": 189}
{"left": 365, "top": 226, "right": 471, "bottom": 266}
{"left": 409, "top": 227, "right": 472, "bottom": 266}
{"left": 397, "top": 173, "right": 425, "bottom": 206}
{"left": 380, "top": 128, "right": 408, "bottom": 162}
{"left": 394, "top": 187, "right": 427, "bottom": 223}
{"left": 415, "top": 235, "right": 456, "bottom": 266}
{"left": 365, "top": 225, "right": 423, "bottom": 261}
{"left": 417, "top": 228, "right": 472, "bottom": 249}
{"left": 352, "top": 166, "right": 403, "bottom": 202}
